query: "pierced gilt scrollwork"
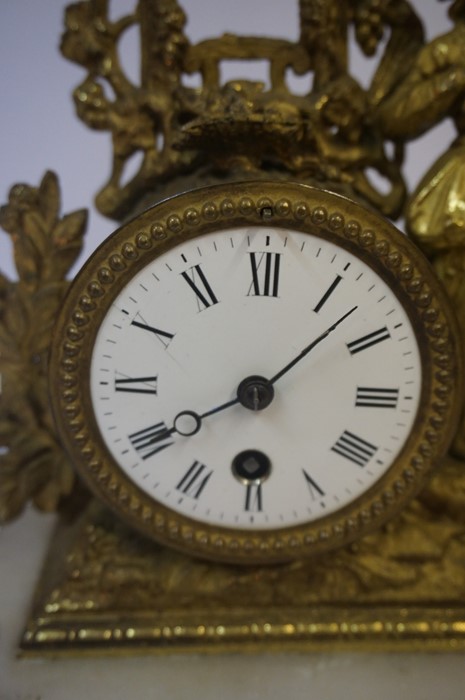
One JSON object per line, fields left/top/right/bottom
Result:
{"left": 0, "top": 172, "right": 87, "bottom": 520}
{"left": 61, "top": 0, "right": 192, "bottom": 220}
{"left": 61, "top": 0, "right": 426, "bottom": 221}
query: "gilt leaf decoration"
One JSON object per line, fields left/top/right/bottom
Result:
{"left": 0, "top": 171, "right": 88, "bottom": 521}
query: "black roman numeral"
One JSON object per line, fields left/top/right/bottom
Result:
{"left": 313, "top": 275, "right": 342, "bottom": 312}
{"left": 248, "top": 252, "right": 281, "bottom": 297}
{"left": 128, "top": 421, "right": 173, "bottom": 459}
{"left": 331, "top": 430, "right": 377, "bottom": 467}
{"left": 302, "top": 470, "right": 325, "bottom": 500}
{"left": 176, "top": 461, "right": 212, "bottom": 499}
{"left": 131, "top": 314, "right": 174, "bottom": 349}
{"left": 114, "top": 373, "right": 158, "bottom": 395}
{"left": 181, "top": 264, "right": 219, "bottom": 311}
{"left": 245, "top": 483, "right": 263, "bottom": 512}
{"left": 347, "top": 326, "right": 391, "bottom": 355}
{"left": 355, "top": 386, "right": 399, "bottom": 409}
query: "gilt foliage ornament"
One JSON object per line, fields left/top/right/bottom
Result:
{"left": 0, "top": 173, "right": 87, "bottom": 519}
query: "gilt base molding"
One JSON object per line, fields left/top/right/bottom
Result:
{"left": 20, "top": 497, "right": 465, "bottom": 655}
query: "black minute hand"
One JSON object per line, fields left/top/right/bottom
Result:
{"left": 269, "top": 305, "right": 358, "bottom": 385}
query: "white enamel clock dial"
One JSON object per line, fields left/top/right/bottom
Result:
{"left": 90, "top": 226, "right": 421, "bottom": 529}
{"left": 52, "top": 182, "right": 461, "bottom": 563}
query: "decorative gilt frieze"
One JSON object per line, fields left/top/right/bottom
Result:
{"left": 60, "top": 0, "right": 428, "bottom": 221}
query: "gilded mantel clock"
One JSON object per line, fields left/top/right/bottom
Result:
{"left": 2, "top": 0, "right": 465, "bottom": 653}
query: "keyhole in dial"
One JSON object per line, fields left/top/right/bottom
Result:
{"left": 232, "top": 449, "right": 272, "bottom": 484}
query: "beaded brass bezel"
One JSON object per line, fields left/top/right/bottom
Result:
{"left": 50, "top": 181, "right": 463, "bottom": 563}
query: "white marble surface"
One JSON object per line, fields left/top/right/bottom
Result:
{"left": 2, "top": 1, "right": 465, "bottom": 697}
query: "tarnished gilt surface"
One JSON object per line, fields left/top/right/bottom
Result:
{"left": 21, "top": 495, "right": 465, "bottom": 653}
{"left": 0, "top": 173, "right": 86, "bottom": 519}
{"left": 2, "top": 0, "right": 465, "bottom": 652}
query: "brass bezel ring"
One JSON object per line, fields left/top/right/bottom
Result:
{"left": 50, "top": 181, "right": 463, "bottom": 564}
